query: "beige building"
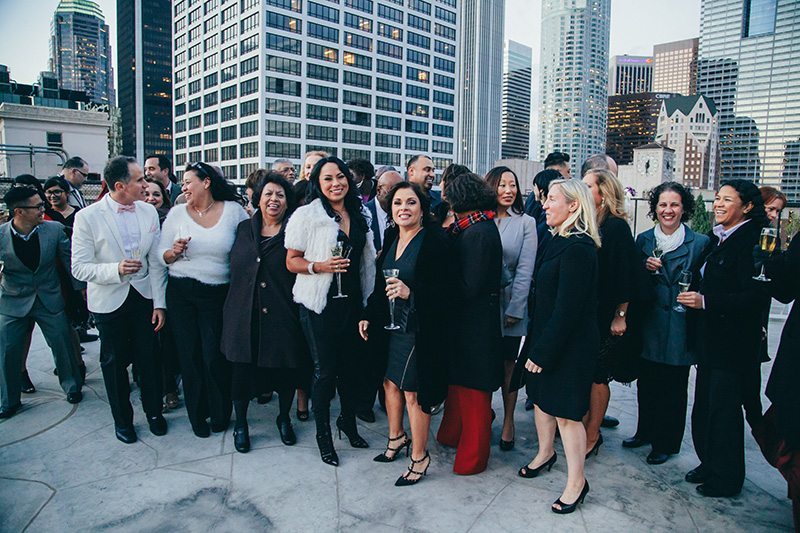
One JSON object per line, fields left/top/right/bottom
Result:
{"left": 652, "top": 38, "right": 698, "bottom": 95}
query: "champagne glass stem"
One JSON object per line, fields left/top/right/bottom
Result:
{"left": 388, "top": 298, "right": 396, "bottom": 328}
{"left": 336, "top": 272, "right": 343, "bottom": 297}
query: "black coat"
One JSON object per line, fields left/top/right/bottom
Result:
{"left": 597, "top": 216, "right": 638, "bottom": 333}
{"left": 514, "top": 233, "right": 600, "bottom": 420}
{"left": 363, "top": 225, "right": 451, "bottom": 411}
{"left": 221, "top": 213, "right": 309, "bottom": 369}
{"left": 449, "top": 219, "right": 504, "bottom": 392}
{"left": 697, "top": 221, "right": 770, "bottom": 371}
{"left": 765, "top": 232, "right": 800, "bottom": 448}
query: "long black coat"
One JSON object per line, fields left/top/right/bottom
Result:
{"left": 449, "top": 219, "right": 504, "bottom": 392}
{"left": 765, "top": 232, "right": 800, "bottom": 448}
{"left": 697, "top": 221, "right": 770, "bottom": 371}
{"left": 514, "top": 233, "right": 600, "bottom": 421}
{"left": 363, "top": 225, "right": 451, "bottom": 411}
{"left": 221, "top": 213, "right": 308, "bottom": 368}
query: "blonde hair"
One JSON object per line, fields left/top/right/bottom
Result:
{"left": 549, "top": 179, "right": 601, "bottom": 248}
{"left": 299, "top": 150, "right": 330, "bottom": 181}
{"left": 587, "top": 168, "right": 627, "bottom": 222}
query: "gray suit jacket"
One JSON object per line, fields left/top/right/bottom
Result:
{"left": 0, "top": 221, "right": 80, "bottom": 317}
{"left": 496, "top": 212, "right": 538, "bottom": 337}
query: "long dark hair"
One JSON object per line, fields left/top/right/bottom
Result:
{"left": 146, "top": 178, "right": 173, "bottom": 210}
{"left": 253, "top": 172, "right": 297, "bottom": 221}
{"left": 647, "top": 181, "right": 695, "bottom": 222}
{"left": 719, "top": 179, "right": 768, "bottom": 228}
{"left": 307, "top": 156, "right": 368, "bottom": 232}
{"left": 386, "top": 182, "right": 434, "bottom": 227}
{"left": 184, "top": 161, "right": 241, "bottom": 202}
{"left": 446, "top": 172, "right": 497, "bottom": 214}
{"left": 484, "top": 166, "right": 524, "bottom": 215}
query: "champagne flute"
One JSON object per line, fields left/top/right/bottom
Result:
{"left": 652, "top": 246, "right": 664, "bottom": 274}
{"left": 178, "top": 224, "right": 191, "bottom": 261}
{"left": 753, "top": 227, "right": 777, "bottom": 282}
{"left": 674, "top": 270, "right": 692, "bottom": 313}
{"left": 383, "top": 268, "right": 401, "bottom": 331}
{"left": 331, "top": 241, "right": 348, "bottom": 299}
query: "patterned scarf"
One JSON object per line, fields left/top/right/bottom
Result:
{"left": 449, "top": 210, "right": 496, "bottom": 235}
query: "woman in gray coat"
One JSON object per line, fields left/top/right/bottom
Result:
{"left": 625, "top": 182, "right": 709, "bottom": 465}
{"left": 485, "top": 167, "right": 537, "bottom": 451}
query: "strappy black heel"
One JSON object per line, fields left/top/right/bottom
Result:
{"left": 395, "top": 451, "right": 430, "bottom": 487}
{"left": 373, "top": 432, "right": 411, "bottom": 463}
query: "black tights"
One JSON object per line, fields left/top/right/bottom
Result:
{"left": 233, "top": 384, "right": 295, "bottom": 429}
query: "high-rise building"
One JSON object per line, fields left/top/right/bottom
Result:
{"left": 656, "top": 94, "right": 719, "bottom": 190}
{"left": 456, "top": 0, "right": 504, "bottom": 174}
{"left": 500, "top": 40, "right": 532, "bottom": 160}
{"left": 538, "top": 0, "right": 611, "bottom": 173}
{"left": 171, "top": 0, "right": 460, "bottom": 182}
{"left": 49, "top": 0, "right": 114, "bottom": 105}
{"left": 652, "top": 38, "right": 698, "bottom": 95}
{"left": 118, "top": 0, "right": 173, "bottom": 161}
{"left": 697, "top": 0, "right": 800, "bottom": 200}
{"left": 606, "top": 92, "right": 676, "bottom": 166}
{"left": 608, "top": 55, "right": 653, "bottom": 96}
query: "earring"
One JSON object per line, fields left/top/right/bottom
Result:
{"left": 601, "top": 197, "right": 605, "bottom": 206}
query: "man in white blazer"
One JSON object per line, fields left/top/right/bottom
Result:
{"left": 72, "top": 156, "right": 168, "bottom": 444}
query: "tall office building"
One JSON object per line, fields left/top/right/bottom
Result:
{"left": 697, "top": 0, "right": 800, "bottom": 200}
{"left": 49, "top": 0, "right": 114, "bottom": 105}
{"left": 538, "top": 0, "right": 611, "bottom": 173}
{"left": 652, "top": 38, "right": 698, "bottom": 95}
{"left": 500, "top": 40, "right": 532, "bottom": 160}
{"left": 606, "top": 92, "right": 676, "bottom": 166}
{"left": 171, "top": 0, "right": 460, "bottom": 182}
{"left": 118, "top": 0, "right": 173, "bottom": 161}
{"left": 456, "top": 0, "right": 504, "bottom": 174}
{"left": 608, "top": 55, "right": 653, "bottom": 96}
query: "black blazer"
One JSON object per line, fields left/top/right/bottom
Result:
{"left": 363, "top": 225, "right": 451, "bottom": 411}
{"left": 697, "top": 221, "right": 769, "bottom": 371}
{"left": 365, "top": 198, "right": 382, "bottom": 253}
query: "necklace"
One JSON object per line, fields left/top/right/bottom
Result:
{"left": 194, "top": 200, "right": 215, "bottom": 217}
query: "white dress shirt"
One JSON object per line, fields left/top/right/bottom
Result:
{"left": 104, "top": 195, "right": 142, "bottom": 258}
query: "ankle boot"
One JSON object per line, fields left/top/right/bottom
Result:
{"left": 316, "top": 426, "right": 339, "bottom": 466}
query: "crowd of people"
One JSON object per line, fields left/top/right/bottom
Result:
{"left": 0, "top": 150, "right": 797, "bottom": 523}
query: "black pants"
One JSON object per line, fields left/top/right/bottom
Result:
{"left": 157, "top": 316, "right": 181, "bottom": 395}
{"left": 636, "top": 359, "right": 690, "bottom": 454}
{"left": 299, "top": 299, "right": 360, "bottom": 432}
{"left": 93, "top": 289, "right": 162, "bottom": 428}
{"left": 167, "top": 277, "right": 231, "bottom": 431}
{"left": 691, "top": 365, "right": 755, "bottom": 493}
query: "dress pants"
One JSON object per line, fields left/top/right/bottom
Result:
{"left": 636, "top": 359, "right": 690, "bottom": 454}
{"left": 691, "top": 365, "right": 754, "bottom": 493}
{"left": 1, "top": 298, "right": 83, "bottom": 410}
{"left": 167, "top": 277, "right": 231, "bottom": 432}
{"left": 157, "top": 316, "right": 181, "bottom": 395}
{"left": 436, "top": 384, "right": 492, "bottom": 475}
{"left": 93, "top": 289, "right": 161, "bottom": 428}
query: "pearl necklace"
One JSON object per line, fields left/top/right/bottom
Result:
{"left": 194, "top": 200, "right": 215, "bottom": 217}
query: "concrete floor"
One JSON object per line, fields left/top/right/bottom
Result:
{"left": 0, "top": 318, "right": 794, "bottom": 532}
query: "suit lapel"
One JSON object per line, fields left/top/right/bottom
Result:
{"left": 98, "top": 197, "right": 127, "bottom": 255}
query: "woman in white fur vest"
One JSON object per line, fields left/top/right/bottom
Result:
{"left": 285, "top": 156, "right": 376, "bottom": 467}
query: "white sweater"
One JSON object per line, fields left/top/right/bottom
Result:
{"left": 159, "top": 201, "right": 249, "bottom": 285}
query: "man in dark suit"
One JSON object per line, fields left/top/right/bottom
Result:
{"left": 365, "top": 169, "right": 403, "bottom": 254}
{"left": 61, "top": 156, "right": 90, "bottom": 209}
{"left": 406, "top": 155, "right": 442, "bottom": 211}
{"left": 0, "top": 187, "right": 84, "bottom": 418}
{"left": 144, "top": 154, "right": 181, "bottom": 204}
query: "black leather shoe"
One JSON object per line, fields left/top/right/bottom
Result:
{"left": 211, "top": 420, "right": 230, "bottom": 433}
{"left": 193, "top": 421, "right": 211, "bottom": 438}
{"left": 622, "top": 436, "right": 649, "bottom": 448}
{"left": 0, "top": 402, "right": 21, "bottom": 419}
{"left": 524, "top": 398, "right": 534, "bottom": 411}
{"left": 277, "top": 416, "right": 297, "bottom": 445}
{"left": 685, "top": 465, "right": 709, "bottom": 484}
{"left": 601, "top": 415, "right": 620, "bottom": 428}
{"left": 66, "top": 391, "right": 83, "bottom": 404}
{"left": 356, "top": 409, "right": 376, "bottom": 423}
{"left": 499, "top": 439, "right": 515, "bottom": 451}
{"left": 79, "top": 332, "right": 99, "bottom": 343}
{"left": 21, "top": 371, "right": 36, "bottom": 393}
{"left": 234, "top": 426, "right": 250, "bottom": 453}
{"left": 696, "top": 484, "right": 740, "bottom": 498}
{"left": 148, "top": 415, "right": 167, "bottom": 436}
{"left": 257, "top": 392, "right": 273, "bottom": 404}
{"left": 646, "top": 451, "right": 670, "bottom": 465}
{"left": 115, "top": 426, "right": 138, "bottom": 444}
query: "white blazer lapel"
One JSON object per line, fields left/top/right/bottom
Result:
{"left": 98, "top": 197, "right": 127, "bottom": 256}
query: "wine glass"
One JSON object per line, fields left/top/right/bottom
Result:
{"left": 674, "top": 270, "right": 692, "bottom": 313}
{"left": 652, "top": 246, "right": 664, "bottom": 274}
{"left": 331, "top": 241, "right": 348, "bottom": 299}
{"left": 383, "top": 268, "right": 401, "bottom": 331}
{"left": 178, "top": 224, "right": 191, "bottom": 261}
{"left": 753, "top": 227, "right": 777, "bottom": 282}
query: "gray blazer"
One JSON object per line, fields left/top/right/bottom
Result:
{"left": 0, "top": 221, "right": 81, "bottom": 318}
{"left": 636, "top": 225, "right": 710, "bottom": 366}
{"left": 496, "top": 212, "right": 538, "bottom": 337}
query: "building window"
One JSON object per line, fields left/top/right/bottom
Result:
{"left": 308, "top": 22, "right": 339, "bottom": 43}
{"left": 189, "top": 133, "right": 201, "bottom": 147}
{"left": 240, "top": 77, "right": 259, "bottom": 96}
{"left": 742, "top": 0, "right": 777, "bottom": 37}
{"left": 405, "top": 119, "right": 428, "bottom": 134}
{"left": 377, "top": 41, "right": 403, "bottom": 59}
{"left": 407, "top": 66, "right": 430, "bottom": 83}
{"left": 433, "top": 73, "right": 454, "bottom": 89}
{"left": 406, "top": 102, "right": 429, "bottom": 117}
{"left": 433, "top": 107, "right": 453, "bottom": 122}
{"left": 175, "top": 119, "right": 187, "bottom": 133}
{"left": 341, "top": 148, "right": 371, "bottom": 162}
{"left": 432, "top": 140, "right": 453, "bottom": 153}
{"left": 221, "top": 44, "right": 238, "bottom": 63}
{"left": 204, "top": 129, "right": 218, "bottom": 144}
{"left": 407, "top": 14, "right": 431, "bottom": 32}
{"left": 221, "top": 24, "right": 237, "bottom": 44}
{"left": 204, "top": 148, "right": 218, "bottom": 162}
{"left": 308, "top": 62, "right": 339, "bottom": 82}
{"left": 343, "top": 110, "right": 371, "bottom": 126}
{"left": 175, "top": 136, "right": 187, "bottom": 150}
{"left": 408, "top": 0, "right": 431, "bottom": 15}
{"left": 433, "top": 56, "right": 454, "bottom": 73}
{"left": 204, "top": 92, "right": 218, "bottom": 107}
{"left": 265, "top": 11, "right": 301, "bottom": 33}
{"left": 221, "top": 125, "right": 237, "bottom": 141}
{"left": 175, "top": 103, "right": 186, "bottom": 116}
{"left": 407, "top": 31, "right": 430, "bottom": 50}
{"left": 377, "top": 22, "right": 402, "bottom": 41}
{"left": 345, "top": 32, "right": 373, "bottom": 51}
{"left": 266, "top": 98, "right": 301, "bottom": 117}
{"left": 265, "top": 0, "right": 302, "bottom": 13}
{"left": 188, "top": 97, "right": 201, "bottom": 112}
{"left": 221, "top": 145, "right": 238, "bottom": 160}
{"left": 221, "top": 65, "right": 237, "bottom": 82}
{"left": 375, "top": 151, "right": 401, "bottom": 166}
{"left": 434, "top": 40, "right": 455, "bottom": 57}
{"left": 405, "top": 137, "right": 428, "bottom": 151}
{"left": 306, "top": 104, "right": 338, "bottom": 122}
{"left": 433, "top": 124, "right": 453, "bottom": 138}
{"left": 343, "top": 129, "right": 371, "bottom": 145}
{"left": 204, "top": 72, "right": 218, "bottom": 89}
{"left": 266, "top": 141, "right": 301, "bottom": 158}
{"left": 241, "top": 12, "right": 260, "bottom": 33}
{"left": 407, "top": 49, "right": 430, "bottom": 66}
{"left": 343, "top": 52, "right": 372, "bottom": 70}
{"left": 344, "top": 71, "right": 372, "bottom": 89}
{"left": 307, "top": 124, "right": 338, "bottom": 142}
{"left": 376, "top": 114, "right": 401, "bottom": 130}
{"left": 240, "top": 120, "right": 259, "bottom": 138}
{"left": 344, "top": 12, "right": 372, "bottom": 32}
{"left": 266, "top": 119, "right": 301, "bottom": 138}
{"left": 308, "top": 43, "right": 338, "bottom": 63}
{"left": 204, "top": 111, "right": 218, "bottom": 126}
{"left": 307, "top": 84, "right": 339, "bottom": 102}
{"left": 377, "top": 59, "right": 402, "bottom": 77}
{"left": 241, "top": 142, "right": 259, "bottom": 158}
{"left": 306, "top": 144, "right": 337, "bottom": 156}
{"left": 266, "top": 77, "right": 302, "bottom": 96}
{"left": 344, "top": 0, "right": 373, "bottom": 14}
{"left": 221, "top": 85, "right": 237, "bottom": 102}
{"left": 433, "top": 90, "right": 454, "bottom": 105}
{"left": 435, "top": 22, "right": 455, "bottom": 40}
{"left": 406, "top": 84, "right": 429, "bottom": 101}
{"left": 343, "top": 90, "right": 371, "bottom": 108}
{"left": 266, "top": 33, "right": 302, "bottom": 54}
{"left": 375, "top": 133, "right": 400, "bottom": 148}
{"left": 308, "top": 1, "right": 339, "bottom": 22}
{"left": 434, "top": 6, "right": 455, "bottom": 24}
{"left": 240, "top": 34, "right": 259, "bottom": 55}
{"left": 265, "top": 55, "right": 301, "bottom": 75}
{"left": 46, "top": 132, "right": 63, "bottom": 148}
{"left": 221, "top": 104, "right": 237, "bottom": 121}
{"left": 377, "top": 4, "right": 402, "bottom": 23}
{"left": 376, "top": 78, "right": 402, "bottom": 95}
{"left": 220, "top": 4, "right": 238, "bottom": 23}
{"left": 376, "top": 96, "right": 401, "bottom": 113}
{"left": 189, "top": 115, "right": 201, "bottom": 130}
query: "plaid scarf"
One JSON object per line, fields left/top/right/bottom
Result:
{"left": 449, "top": 210, "right": 496, "bottom": 235}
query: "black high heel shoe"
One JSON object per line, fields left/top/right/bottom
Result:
{"left": 233, "top": 426, "right": 250, "bottom": 453}
{"left": 276, "top": 415, "right": 297, "bottom": 446}
{"left": 336, "top": 415, "right": 369, "bottom": 448}
{"left": 518, "top": 453, "right": 557, "bottom": 478}
{"left": 552, "top": 479, "right": 589, "bottom": 514}
{"left": 499, "top": 438, "right": 515, "bottom": 451}
{"left": 316, "top": 429, "right": 339, "bottom": 466}
{"left": 585, "top": 433, "right": 603, "bottom": 459}
{"left": 395, "top": 451, "right": 430, "bottom": 487}
{"left": 296, "top": 409, "right": 310, "bottom": 421}
{"left": 374, "top": 432, "right": 411, "bottom": 463}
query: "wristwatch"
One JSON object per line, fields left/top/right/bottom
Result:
{"left": 617, "top": 310, "right": 626, "bottom": 318}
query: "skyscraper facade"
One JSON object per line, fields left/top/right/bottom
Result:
{"left": 456, "top": 0, "right": 504, "bottom": 174}
{"left": 538, "top": 0, "right": 611, "bottom": 172}
{"left": 171, "top": 0, "right": 460, "bottom": 182}
{"left": 500, "top": 40, "right": 532, "bottom": 160}
{"left": 652, "top": 38, "right": 698, "bottom": 95}
{"left": 118, "top": 0, "right": 173, "bottom": 161}
{"left": 697, "top": 0, "right": 800, "bottom": 200}
{"left": 606, "top": 92, "right": 676, "bottom": 166}
{"left": 49, "top": 0, "right": 115, "bottom": 105}
{"left": 608, "top": 55, "right": 653, "bottom": 96}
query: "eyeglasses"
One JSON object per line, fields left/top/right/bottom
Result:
{"left": 18, "top": 203, "right": 46, "bottom": 210}
{"left": 73, "top": 169, "right": 89, "bottom": 178}
{"left": 45, "top": 190, "right": 64, "bottom": 196}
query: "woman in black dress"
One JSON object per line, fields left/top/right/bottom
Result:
{"left": 359, "top": 182, "right": 450, "bottom": 486}
{"left": 515, "top": 178, "right": 600, "bottom": 514}
{"left": 221, "top": 173, "right": 309, "bottom": 452}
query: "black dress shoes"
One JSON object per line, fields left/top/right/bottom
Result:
{"left": 257, "top": 392, "right": 273, "bottom": 404}
{"left": 66, "top": 391, "right": 83, "bottom": 404}
{"left": 356, "top": 409, "right": 376, "bottom": 423}
{"left": 277, "top": 416, "right": 297, "bottom": 446}
{"left": 79, "top": 331, "right": 99, "bottom": 343}
{"left": 696, "top": 484, "right": 740, "bottom": 498}
{"left": 0, "top": 402, "right": 21, "bottom": 419}
{"left": 601, "top": 415, "right": 620, "bottom": 428}
{"left": 148, "top": 415, "right": 168, "bottom": 436}
{"left": 21, "top": 371, "right": 36, "bottom": 393}
{"left": 646, "top": 451, "right": 670, "bottom": 465}
{"left": 622, "top": 436, "right": 649, "bottom": 448}
{"left": 233, "top": 426, "right": 250, "bottom": 453}
{"left": 524, "top": 398, "right": 535, "bottom": 411}
{"left": 211, "top": 419, "right": 230, "bottom": 433}
{"left": 115, "top": 426, "right": 138, "bottom": 444}
{"left": 685, "top": 465, "right": 709, "bottom": 484}
{"left": 193, "top": 421, "right": 211, "bottom": 438}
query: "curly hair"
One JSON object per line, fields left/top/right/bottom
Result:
{"left": 445, "top": 172, "right": 497, "bottom": 214}
{"left": 647, "top": 181, "right": 695, "bottom": 222}
{"left": 484, "top": 166, "right": 524, "bottom": 215}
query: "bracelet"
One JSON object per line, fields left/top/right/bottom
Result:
{"left": 307, "top": 261, "right": 316, "bottom": 275}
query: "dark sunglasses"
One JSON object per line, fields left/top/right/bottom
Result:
{"left": 186, "top": 162, "right": 212, "bottom": 179}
